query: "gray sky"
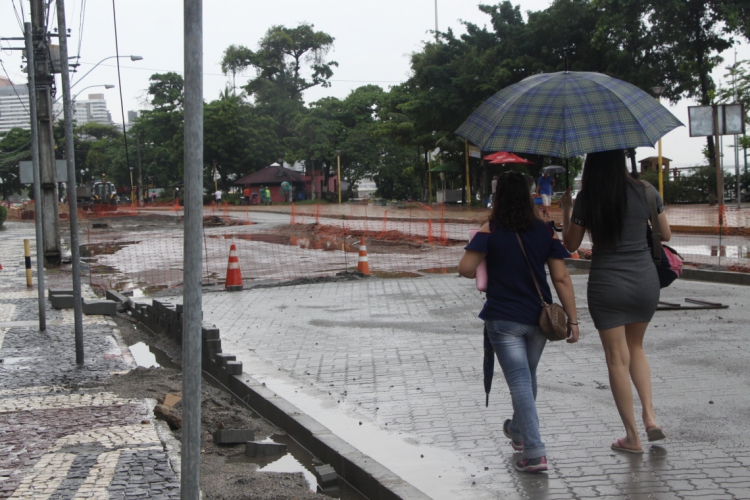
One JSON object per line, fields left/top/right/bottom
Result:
{"left": 1, "top": 0, "right": 748, "bottom": 168}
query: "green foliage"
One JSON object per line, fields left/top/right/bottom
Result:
{"left": 0, "top": 127, "right": 30, "bottom": 199}
{"left": 0, "top": 204, "right": 7, "bottom": 225}
{"left": 641, "top": 166, "right": 719, "bottom": 204}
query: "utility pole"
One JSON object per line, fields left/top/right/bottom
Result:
{"left": 183, "top": 0, "right": 204, "bottom": 498}
{"left": 136, "top": 133, "right": 143, "bottom": 206}
{"left": 56, "top": 0, "right": 85, "bottom": 365}
{"left": 30, "top": 0, "right": 62, "bottom": 267}
{"left": 434, "top": 0, "right": 439, "bottom": 42}
{"left": 25, "top": 22, "right": 46, "bottom": 332}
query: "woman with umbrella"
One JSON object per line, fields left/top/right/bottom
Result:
{"left": 561, "top": 150, "right": 671, "bottom": 454}
{"left": 458, "top": 172, "right": 579, "bottom": 473}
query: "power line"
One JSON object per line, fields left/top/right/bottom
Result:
{"left": 76, "top": 0, "right": 87, "bottom": 62}
{"left": 73, "top": 61, "right": 404, "bottom": 83}
{"left": 11, "top": 0, "right": 25, "bottom": 31}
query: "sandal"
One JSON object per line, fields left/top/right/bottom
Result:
{"left": 647, "top": 426, "right": 666, "bottom": 442}
{"left": 611, "top": 438, "right": 643, "bottom": 454}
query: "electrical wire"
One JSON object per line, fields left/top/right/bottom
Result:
{"left": 111, "top": 0, "right": 133, "bottom": 196}
{"left": 76, "top": 0, "right": 87, "bottom": 63}
{"left": 11, "top": 0, "right": 25, "bottom": 31}
{"left": 0, "top": 59, "right": 30, "bottom": 115}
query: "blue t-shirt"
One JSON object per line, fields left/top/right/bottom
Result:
{"left": 537, "top": 176, "right": 554, "bottom": 195}
{"left": 465, "top": 219, "right": 570, "bottom": 325}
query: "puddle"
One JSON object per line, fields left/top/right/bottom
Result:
{"left": 80, "top": 241, "right": 138, "bottom": 257}
{"left": 226, "top": 434, "right": 366, "bottom": 499}
{"left": 129, "top": 342, "right": 160, "bottom": 368}
{"left": 128, "top": 340, "right": 182, "bottom": 370}
{"left": 419, "top": 266, "right": 458, "bottom": 274}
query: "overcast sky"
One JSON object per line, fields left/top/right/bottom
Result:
{"left": 1, "top": 0, "right": 748, "bottom": 168}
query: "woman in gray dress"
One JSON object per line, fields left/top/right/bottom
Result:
{"left": 561, "top": 150, "right": 672, "bottom": 454}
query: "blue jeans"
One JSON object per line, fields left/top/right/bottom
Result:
{"left": 486, "top": 319, "right": 547, "bottom": 459}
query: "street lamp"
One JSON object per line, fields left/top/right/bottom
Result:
{"left": 651, "top": 86, "right": 666, "bottom": 198}
{"left": 335, "top": 150, "right": 342, "bottom": 204}
{"left": 71, "top": 55, "right": 143, "bottom": 89}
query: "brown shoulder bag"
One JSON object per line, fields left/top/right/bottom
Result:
{"left": 515, "top": 233, "right": 568, "bottom": 341}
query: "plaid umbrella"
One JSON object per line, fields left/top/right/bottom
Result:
{"left": 483, "top": 326, "right": 494, "bottom": 407}
{"left": 456, "top": 71, "right": 683, "bottom": 158}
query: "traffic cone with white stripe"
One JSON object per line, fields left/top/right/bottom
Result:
{"left": 357, "top": 236, "right": 370, "bottom": 275}
{"left": 225, "top": 244, "right": 243, "bottom": 291}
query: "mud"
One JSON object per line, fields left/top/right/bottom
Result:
{"left": 103, "top": 314, "right": 327, "bottom": 500}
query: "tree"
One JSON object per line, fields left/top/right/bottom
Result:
{"left": 0, "top": 127, "right": 30, "bottom": 199}
{"left": 220, "top": 23, "right": 338, "bottom": 138}
{"left": 649, "top": 0, "right": 748, "bottom": 166}
{"left": 203, "top": 90, "right": 281, "bottom": 190}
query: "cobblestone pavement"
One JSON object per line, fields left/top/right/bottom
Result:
{"left": 205, "top": 272, "right": 750, "bottom": 499}
{"left": 0, "top": 223, "right": 180, "bottom": 499}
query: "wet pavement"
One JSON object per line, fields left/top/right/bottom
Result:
{"left": 0, "top": 222, "right": 180, "bottom": 499}
{"left": 202, "top": 271, "right": 750, "bottom": 499}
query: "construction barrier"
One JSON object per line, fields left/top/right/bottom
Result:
{"left": 64, "top": 200, "right": 749, "bottom": 293}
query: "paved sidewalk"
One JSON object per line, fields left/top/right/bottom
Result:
{"left": 0, "top": 223, "right": 180, "bottom": 499}
{"left": 205, "top": 273, "right": 750, "bottom": 499}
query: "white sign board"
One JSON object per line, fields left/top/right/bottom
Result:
{"left": 19, "top": 160, "right": 68, "bottom": 184}
{"left": 688, "top": 104, "right": 745, "bottom": 137}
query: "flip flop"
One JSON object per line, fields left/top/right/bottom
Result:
{"left": 647, "top": 426, "right": 666, "bottom": 442}
{"left": 611, "top": 438, "right": 643, "bottom": 454}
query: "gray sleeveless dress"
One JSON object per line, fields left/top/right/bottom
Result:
{"left": 572, "top": 182, "right": 663, "bottom": 330}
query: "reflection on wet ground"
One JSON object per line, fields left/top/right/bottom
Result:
{"left": 226, "top": 434, "right": 366, "bottom": 499}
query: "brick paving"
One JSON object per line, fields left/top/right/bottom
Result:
{"left": 205, "top": 273, "right": 750, "bottom": 499}
{"left": 0, "top": 222, "right": 179, "bottom": 499}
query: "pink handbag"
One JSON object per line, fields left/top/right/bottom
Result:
{"left": 469, "top": 229, "right": 488, "bottom": 292}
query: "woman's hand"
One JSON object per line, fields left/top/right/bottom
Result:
{"left": 566, "top": 322, "right": 579, "bottom": 343}
{"left": 560, "top": 187, "right": 573, "bottom": 212}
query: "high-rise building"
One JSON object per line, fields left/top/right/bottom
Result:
{"left": 53, "top": 93, "right": 113, "bottom": 126}
{"left": 0, "top": 76, "right": 31, "bottom": 134}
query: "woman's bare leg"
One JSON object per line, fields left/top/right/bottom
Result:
{"left": 625, "top": 322, "right": 658, "bottom": 430}
{"left": 599, "top": 326, "right": 642, "bottom": 450}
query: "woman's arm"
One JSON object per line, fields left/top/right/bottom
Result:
{"left": 547, "top": 258, "right": 579, "bottom": 343}
{"left": 458, "top": 222, "right": 491, "bottom": 279}
{"left": 458, "top": 251, "right": 485, "bottom": 279}
{"left": 560, "top": 189, "right": 585, "bottom": 251}
{"left": 658, "top": 211, "right": 671, "bottom": 242}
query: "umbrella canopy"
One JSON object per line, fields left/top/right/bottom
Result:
{"left": 484, "top": 152, "right": 534, "bottom": 165}
{"left": 427, "top": 161, "right": 463, "bottom": 173}
{"left": 542, "top": 165, "right": 566, "bottom": 175}
{"left": 456, "top": 71, "right": 683, "bottom": 158}
{"left": 483, "top": 326, "right": 494, "bottom": 407}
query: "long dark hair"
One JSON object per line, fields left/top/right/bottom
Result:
{"left": 579, "top": 150, "right": 638, "bottom": 249}
{"left": 490, "top": 172, "right": 538, "bottom": 232}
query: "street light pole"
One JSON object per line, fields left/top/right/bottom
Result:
{"left": 651, "top": 86, "right": 666, "bottom": 198}
{"left": 335, "top": 150, "right": 342, "bottom": 204}
{"left": 55, "top": 0, "right": 85, "bottom": 365}
{"left": 70, "top": 55, "right": 143, "bottom": 89}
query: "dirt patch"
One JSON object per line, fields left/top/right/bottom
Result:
{"left": 103, "top": 315, "right": 326, "bottom": 500}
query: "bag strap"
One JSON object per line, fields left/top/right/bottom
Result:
{"left": 640, "top": 180, "right": 662, "bottom": 263}
{"left": 515, "top": 233, "right": 547, "bottom": 307}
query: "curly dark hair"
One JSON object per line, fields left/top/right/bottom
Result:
{"left": 489, "top": 172, "right": 538, "bottom": 232}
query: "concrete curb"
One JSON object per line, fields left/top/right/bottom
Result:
{"left": 564, "top": 258, "right": 750, "bottom": 286}
{"left": 113, "top": 293, "right": 431, "bottom": 500}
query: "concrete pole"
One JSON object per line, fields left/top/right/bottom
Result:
{"left": 183, "top": 0, "right": 203, "bottom": 498}
{"left": 25, "top": 22, "right": 47, "bottom": 332}
{"left": 136, "top": 133, "right": 143, "bottom": 206}
{"left": 56, "top": 0, "right": 85, "bottom": 365}
{"left": 465, "top": 139, "right": 471, "bottom": 206}
{"left": 30, "top": 0, "right": 61, "bottom": 267}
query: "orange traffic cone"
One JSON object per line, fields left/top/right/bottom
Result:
{"left": 225, "top": 244, "right": 243, "bottom": 291}
{"left": 357, "top": 236, "right": 370, "bottom": 275}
